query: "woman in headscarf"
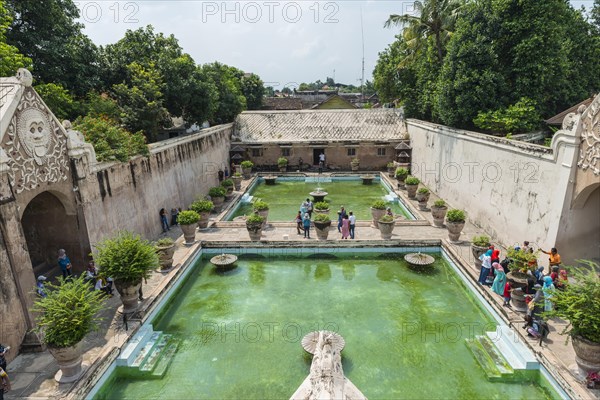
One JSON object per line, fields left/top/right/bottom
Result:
{"left": 478, "top": 249, "right": 493, "bottom": 285}
{"left": 57, "top": 249, "right": 72, "bottom": 279}
{"left": 491, "top": 262, "right": 507, "bottom": 296}
{"left": 542, "top": 276, "right": 555, "bottom": 312}
{"left": 491, "top": 249, "right": 500, "bottom": 265}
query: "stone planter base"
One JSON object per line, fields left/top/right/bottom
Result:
{"left": 256, "top": 209, "right": 269, "bottom": 228}
{"left": 431, "top": 207, "right": 447, "bottom": 228}
{"left": 314, "top": 222, "right": 331, "bottom": 240}
{"left": 48, "top": 344, "right": 84, "bottom": 383}
{"left": 351, "top": 164, "right": 359, "bottom": 171}
{"left": 180, "top": 223, "right": 197, "bottom": 245}
{"left": 232, "top": 177, "right": 242, "bottom": 191}
{"left": 378, "top": 221, "right": 394, "bottom": 239}
{"left": 510, "top": 288, "right": 528, "bottom": 312}
{"left": 114, "top": 281, "right": 141, "bottom": 314}
{"left": 198, "top": 212, "right": 210, "bottom": 229}
{"left": 417, "top": 201, "right": 428, "bottom": 211}
{"left": 406, "top": 185, "right": 418, "bottom": 199}
{"left": 212, "top": 196, "right": 225, "bottom": 213}
{"left": 370, "top": 208, "right": 386, "bottom": 229}
{"left": 572, "top": 336, "right": 600, "bottom": 373}
{"left": 242, "top": 167, "right": 252, "bottom": 179}
{"left": 156, "top": 244, "right": 175, "bottom": 270}
{"left": 446, "top": 221, "right": 465, "bottom": 242}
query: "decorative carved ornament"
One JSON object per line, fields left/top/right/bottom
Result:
{"left": 578, "top": 95, "right": 600, "bottom": 176}
{"left": 2, "top": 88, "right": 69, "bottom": 193}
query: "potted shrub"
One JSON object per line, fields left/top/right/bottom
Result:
{"left": 221, "top": 179, "right": 234, "bottom": 199}
{"left": 246, "top": 213, "right": 265, "bottom": 241}
{"left": 351, "top": 158, "right": 360, "bottom": 171}
{"left": 241, "top": 160, "right": 254, "bottom": 179}
{"left": 155, "top": 237, "right": 176, "bottom": 270}
{"left": 313, "top": 213, "right": 332, "bottom": 240}
{"left": 546, "top": 262, "right": 600, "bottom": 373}
{"left": 378, "top": 214, "right": 395, "bottom": 239}
{"left": 314, "top": 201, "right": 330, "bottom": 214}
{"left": 445, "top": 209, "right": 466, "bottom": 242}
{"left": 94, "top": 231, "right": 158, "bottom": 314}
{"left": 431, "top": 199, "right": 448, "bottom": 228}
{"left": 209, "top": 186, "right": 227, "bottom": 212}
{"left": 177, "top": 210, "right": 200, "bottom": 245}
{"left": 370, "top": 200, "right": 387, "bottom": 229}
{"left": 387, "top": 162, "right": 396, "bottom": 177}
{"left": 405, "top": 176, "right": 420, "bottom": 199}
{"left": 395, "top": 167, "right": 409, "bottom": 188}
{"left": 232, "top": 172, "right": 243, "bottom": 190}
{"left": 415, "top": 187, "right": 430, "bottom": 210}
{"left": 471, "top": 235, "right": 491, "bottom": 268}
{"left": 278, "top": 157, "right": 288, "bottom": 172}
{"left": 33, "top": 276, "right": 105, "bottom": 383}
{"left": 253, "top": 200, "right": 269, "bottom": 227}
{"left": 190, "top": 200, "right": 214, "bottom": 229}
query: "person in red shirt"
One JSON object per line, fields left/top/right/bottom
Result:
{"left": 503, "top": 281, "right": 512, "bottom": 308}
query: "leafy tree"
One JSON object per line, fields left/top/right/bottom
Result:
{"left": 281, "top": 87, "right": 292, "bottom": 95}
{"left": 83, "top": 92, "right": 121, "bottom": 122}
{"left": 473, "top": 98, "right": 541, "bottom": 134}
{"left": 0, "top": 0, "right": 32, "bottom": 76}
{"left": 593, "top": 0, "right": 600, "bottom": 31}
{"left": 4, "top": 0, "right": 100, "bottom": 94}
{"left": 201, "top": 62, "right": 246, "bottom": 125}
{"left": 112, "top": 62, "right": 171, "bottom": 142}
{"left": 264, "top": 86, "right": 275, "bottom": 97}
{"left": 241, "top": 73, "right": 264, "bottom": 110}
{"left": 73, "top": 115, "right": 148, "bottom": 162}
{"left": 35, "top": 83, "right": 82, "bottom": 121}
{"left": 385, "top": 0, "right": 463, "bottom": 63}
{"left": 373, "top": 37, "right": 406, "bottom": 103}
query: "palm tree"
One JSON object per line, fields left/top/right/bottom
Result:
{"left": 385, "top": 0, "right": 463, "bottom": 63}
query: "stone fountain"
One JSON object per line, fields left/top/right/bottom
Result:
{"left": 309, "top": 187, "right": 328, "bottom": 203}
{"left": 404, "top": 252, "right": 435, "bottom": 270}
{"left": 210, "top": 253, "right": 238, "bottom": 270}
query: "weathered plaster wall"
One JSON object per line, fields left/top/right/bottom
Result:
{"left": 406, "top": 119, "right": 580, "bottom": 262}
{"left": 557, "top": 186, "right": 600, "bottom": 262}
{"left": 78, "top": 125, "right": 232, "bottom": 247}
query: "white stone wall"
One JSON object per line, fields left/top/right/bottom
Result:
{"left": 78, "top": 124, "right": 232, "bottom": 247}
{"left": 406, "top": 119, "right": 579, "bottom": 262}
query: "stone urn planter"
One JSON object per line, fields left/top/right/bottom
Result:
{"left": 198, "top": 211, "right": 210, "bottom": 229}
{"left": 211, "top": 195, "right": 225, "bottom": 213}
{"left": 395, "top": 168, "right": 409, "bottom": 189}
{"left": 180, "top": 223, "right": 197, "bottom": 245}
{"left": 48, "top": 343, "right": 84, "bottom": 383}
{"left": 155, "top": 240, "right": 176, "bottom": 270}
{"left": 572, "top": 336, "right": 600, "bottom": 373}
{"left": 232, "top": 175, "right": 243, "bottom": 190}
{"left": 415, "top": 189, "right": 430, "bottom": 210}
{"left": 253, "top": 201, "right": 269, "bottom": 228}
{"left": 278, "top": 157, "right": 288, "bottom": 172}
{"left": 246, "top": 214, "right": 264, "bottom": 241}
{"left": 314, "top": 219, "right": 332, "bottom": 241}
{"left": 370, "top": 202, "right": 387, "bottom": 229}
{"left": 114, "top": 280, "right": 142, "bottom": 314}
{"left": 431, "top": 201, "right": 447, "bottom": 228}
{"left": 446, "top": 221, "right": 465, "bottom": 243}
{"left": 222, "top": 181, "right": 234, "bottom": 200}
{"left": 378, "top": 216, "right": 395, "bottom": 239}
{"left": 241, "top": 161, "right": 254, "bottom": 179}
{"left": 471, "top": 236, "right": 491, "bottom": 268}
{"left": 351, "top": 159, "right": 360, "bottom": 171}
{"left": 404, "top": 177, "right": 420, "bottom": 199}
{"left": 387, "top": 163, "right": 396, "bottom": 177}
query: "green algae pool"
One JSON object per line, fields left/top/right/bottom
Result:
{"left": 97, "top": 252, "right": 556, "bottom": 399}
{"left": 226, "top": 178, "right": 412, "bottom": 221}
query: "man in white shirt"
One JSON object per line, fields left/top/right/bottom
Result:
{"left": 318, "top": 152, "right": 325, "bottom": 173}
{"left": 349, "top": 211, "right": 356, "bottom": 239}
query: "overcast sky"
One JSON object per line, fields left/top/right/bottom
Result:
{"left": 78, "top": 0, "right": 595, "bottom": 91}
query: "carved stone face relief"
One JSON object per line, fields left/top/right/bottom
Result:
{"left": 17, "top": 108, "right": 52, "bottom": 164}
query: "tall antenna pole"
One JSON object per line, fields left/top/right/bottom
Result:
{"left": 360, "top": 8, "right": 365, "bottom": 103}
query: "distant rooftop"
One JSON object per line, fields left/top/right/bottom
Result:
{"left": 545, "top": 96, "right": 595, "bottom": 126}
{"left": 233, "top": 109, "right": 406, "bottom": 143}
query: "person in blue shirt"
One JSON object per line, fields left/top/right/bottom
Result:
{"left": 303, "top": 213, "right": 311, "bottom": 239}
{"left": 57, "top": 249, "right": 72, "bottom": 278}
{"left": 36, "top": 275, "right": 47, "bottom": 298}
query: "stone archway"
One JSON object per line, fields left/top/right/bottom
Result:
{"left": 21, "top": 191, "right": 83, "bottom": 277}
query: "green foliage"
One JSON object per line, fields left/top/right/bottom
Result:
{"left": 433, "top": 199, "right": 446, "bottom": 208}
{"left": 233, "top": 172, "right": 242, "bottom": 177}
{"left": 73, "top": 116, "right": 148, "bottom": 162}
{"left": 253, "top": 200, "right": 269, "bottom": 211}
{"left": 395, "top": 167, "right": 409, "bottom": 178}
{"left": 0, "top": 0, "right": 32, "bottom": 76}
{"left": 313, "top": 213, "right": 331, "bottom": 223}
{"left": 155, "top": 237, "right": 174, "bottom": 247}
{"left": 277, "top": 157, "right": 288, "bottom": 166}
{"left": 445, "top": 209, "right": 465, "bottom": 222}
{"left": 314, "top": 201, "right": 330, "bottom": 210}
{"left": 84, "top": 92, "right": 121, "bottom": 122}
{"left": 94, "top": 231, "right": 158, "bottom": 285}
{"left": 112, "top": 62, "right": 171, "bottom": 142}
{"left": 472, "top": 235, "right": 491, "bottom": 247}
{"left": 177, "top": 210, "right": 200, "bottom": 225}
{"left": 246, "top": 213, "right": 265, "bottom": 224}
{"left": 387, "top": 162, "right": 395, "bottom": 168}
{"left": 545, "top": 261, "right": 600, "bottom": 342}
{"left": 33, "top": 275, "right": 105, "bottom": 348}
{"left": 417, "top": 187, "right": 430, "bottom": 194}
{"left": 379, "top": 214, "right": 395, "bottom": 223}
{"left": 201, "top": 62, "right": 246, "bottom": 124}
{"left": 241, "top": 73, "right": 264, "bottom": 110}
{"left": 371, "top": 200, "right": 388, "bottom": 210}
{"left": 473, "top": 98, "right": 541, "bottom": 134}
{"left": 506, "top": 247, "right": 538, "bottom": 272}
{"left": 190, "top": 200, "right": 213, "bottom": 213}
{"left": 241, "top": 160, "right": 254, "bottom": 169}
{"left": 405, "top": 176, "right": 420, "bottom": 185}
{"left": 221, "top": 179, "right": 234, "bottom": 187}
{"left": 208, "top": 186, "right": 226, "bottom": 198}
{"left": 35, "top": 83, "right": 81, "bottom": 121}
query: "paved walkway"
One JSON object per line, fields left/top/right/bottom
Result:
{"left": 4, "top": 175, "right": 599, "bottom": 399}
